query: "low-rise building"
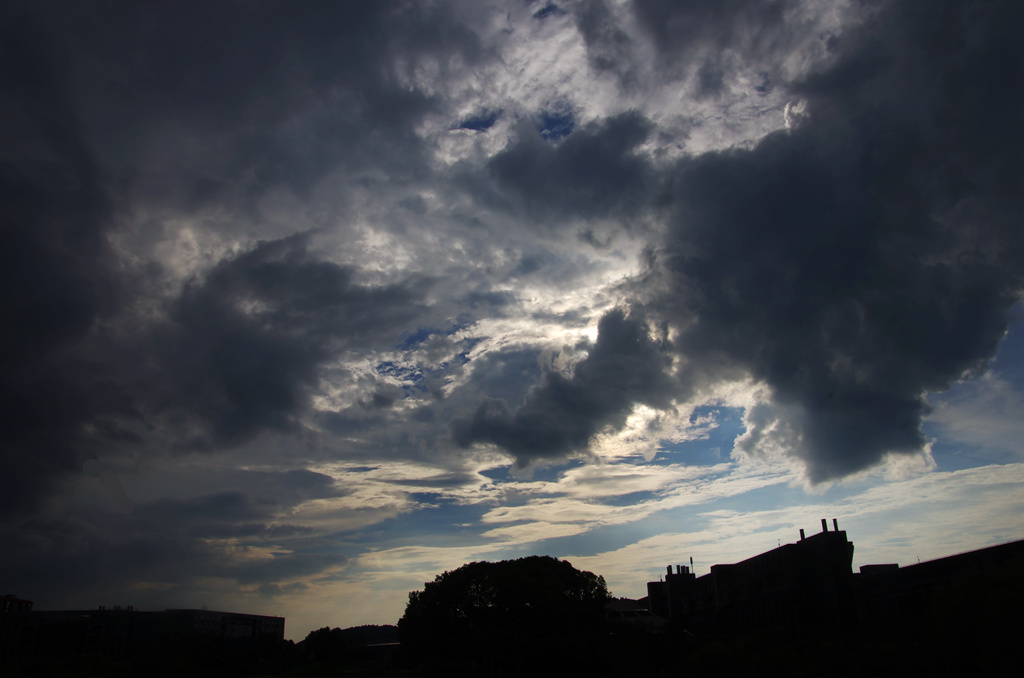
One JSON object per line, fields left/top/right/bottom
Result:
{"left": 646, "top": 520, "right": 1024, "bottom": 639}
{"left": 0, "top": 604, "right": 284, "bottom": 657}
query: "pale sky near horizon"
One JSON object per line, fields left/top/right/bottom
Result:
{"left": 1, "top": 0, "right": 1021, "bottom": 640}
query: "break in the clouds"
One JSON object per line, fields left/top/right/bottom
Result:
{"left": 1, "top": 0, "right": 1021, "bottom": 639}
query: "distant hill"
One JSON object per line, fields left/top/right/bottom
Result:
{"left": 336, "top": 624, "right": 398, "bottom": 645}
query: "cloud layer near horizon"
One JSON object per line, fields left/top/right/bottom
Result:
{"left": 1, "top": 0, "right": 1021, "bottom": 637}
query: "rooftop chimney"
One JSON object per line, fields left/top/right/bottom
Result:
{"left": 667, "top": 565, "right": 672, "bottom": 576}
{"left": 800, "top": 528, "right": 805, "bottom": 540}
{"left": 833, "top": 518, "right": 839, "bottom": 531}
{"left": 821, "top": 518, "right": 828, "bottom": 532}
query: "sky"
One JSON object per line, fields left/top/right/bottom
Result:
{"left": 1, "top": 0, "right": 1021, "bottom": 640}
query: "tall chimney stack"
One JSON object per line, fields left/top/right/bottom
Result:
{"left": 667, "top": 565, "right": 672, "bottom": 576}
{"left": 821, "top": 518, "right": 828, "bottom": 532}
{"left": 800, "top": 528, "right": 805, "bottom": 540}
{"left": 833, "top": 518, "right": 839, "bottom": 531}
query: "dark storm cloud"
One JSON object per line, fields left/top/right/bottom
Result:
{"left": 632, "top": 0, "right": 795, "bottom": 84}
{"left": 0, "top": 512, "right": 345, "bottom": 606}
{"left": 632, "top": 0, "right": 791, "bottom": 53}
{"left": 451, "top": 346, "right": 546, "bottom": 409}
{"left": 138, "top": 492, "right": 275, "bottom": 527}
{"left": 1, "top": 0, "right": 479, "bottom": 513}
{"left": 0, "top": 231, "right": 426, "bottom": 515}
{"left": 453, "top": 1, "right": 1021, "bottom": 482}
{"left": 155, "top": 236, "right": 427, "bottom": 448}
{"left": 0, "top": 471, "right": 345, "bottom": 603}
{"left": 54, "top": 0, "right": 482, "bottom": 210}
{"left": 0, "top": 3, "right": 122, "bottom": 514}
{"left": 131, "top": 469, "right": 338, "bottom": 538}
{"left": 452, "top": 309, "right": 676, "bottom": 464}
{"left": 484, "top": 111, "right": 653, "bottom": 226}
{"left": 653, "top": 0, "right": 1023, "bottom": 481}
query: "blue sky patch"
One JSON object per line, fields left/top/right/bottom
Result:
{"left": 652, "top": 405, "right": 744, "bottom": 466}
{"left": 457, "top": 109, "right": 502, "bottom": 131}
{"left": 399, "top": 326, "right": 440, "bottom": 350}
{"left": 533, "top": 3, "right": 567, "bottom": 21}
{"left": 536, "top": 109, "right": 576, "bottom": 141}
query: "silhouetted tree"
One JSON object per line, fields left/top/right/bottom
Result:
{"left": 399, "top": 555, "right": 609, "bottom": 676}
{"left": 337, "top": 624, "right": 399, "bottom": 645}
{"left": 302, "top": 626, "right": 351, "bottom": 664}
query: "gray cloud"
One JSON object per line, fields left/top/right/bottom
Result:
{"left": 651, "top": 0, "right": 1023, "bottom": 480}
{"left": 482, "top": 111, "right": 654, "bottom": 229}
{"left": 154, "top": 235, "right": 427, "bottom": 448}
{"left": 631, "top": 0, "right": 799, "bottom": 85}
{"left": 0, "top": 3, "right": 124, "bottom": 515}
{"left": 575, "top": 0, "right": 824, "bottom": 100}
{"left": 53, "top": 0, "right": 484, "bottom": 220}
{"left": 0, "top": 522, "right": 346, "bottom": 610}
{"left": 0, "top": 225, "right": 427, "bottom": 516}
{"left": 574, "top": 0, "right": 636, "bottom": 81}
{"left": 131, "top": 469, "right": 339, "bottom": 537}
{"left": 0, "top": 2, "right": 483, "bottom": 514}
{"left": 450, "top": 1, "right": 1022, "bottom": 482}
{"left": 452, "top": 309, "right": 676, "bottom": 464}
{"left": 0, "top": 472, "right": 346, "bottom": 608}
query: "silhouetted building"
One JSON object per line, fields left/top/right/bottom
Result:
{"left": 648, "top": 518, "right": 855, "bottom": 637}
{"left": 605, "top": 598, "right": 666, "bottom": 629}
{"left": 165, "top": 607, "right": 286, "bottom": 640}
{"left": 0, "top": 603, "right": 284, "bottom": 657}
{"left": 855, "top": 538, "right": 1024, "bottom": 629}
{"left": 0, "top": 596, "right": 33, "bottom": 613}
{"left": 646, "top": 521, "right": 1024, "bottom": 639}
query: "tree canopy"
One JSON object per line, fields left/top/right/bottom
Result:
{"left": 398, "top": 556, "right": 609, "bottom": 674}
